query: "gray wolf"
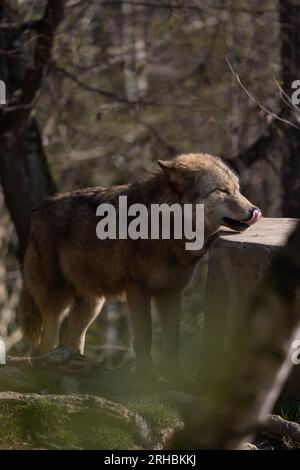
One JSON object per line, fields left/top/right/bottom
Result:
{"left": 19, "top": 153, "right": 261, "bottom": 376}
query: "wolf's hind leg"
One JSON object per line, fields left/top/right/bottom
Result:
{"left": 61, "top": 297, "right": 104, "bottom": 354}
{"left": 126, "top": 284, "right": 152, "bottom": 377}
{"left": 40, "top": 316, "right": 61, "bottom": 354}
{"left": 39, "top": 308, "right": 66, "bottom": 354}
{"left": 155, "top": 290, "right": 181, "bottom": 375}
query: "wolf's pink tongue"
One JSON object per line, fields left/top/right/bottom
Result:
{"left": 244, "top": 209, "right": 262, "bottom": 226}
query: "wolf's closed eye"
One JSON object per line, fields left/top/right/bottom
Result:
{"left": 204, "top": 188, "right": 229, "bottom": 198}
{"left": 218, "top": 189, "right": 231, "bottom": 195}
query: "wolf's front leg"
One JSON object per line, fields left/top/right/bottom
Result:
{"left": 126, "top": 284, "right": 153, "bottom": 377}
{"left": 155, "top": 290, "right": 181, "bottom": 379}
{"left": 61, "top": 296, "right": 104, "bottom": 354}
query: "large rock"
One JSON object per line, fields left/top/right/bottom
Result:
{"left": 204, "top": 218, "right": 300, "bottom": 401}
{"left": 0, "top": 391, "right": 152, "bottom": 449}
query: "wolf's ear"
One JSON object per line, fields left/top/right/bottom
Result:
{"left": 157, "top": 160, "right": 179, "bottom": 181}
{"left": 157, "top": 160, "right": 174, "bottom": 172}
{"left": 157, "top": 160, "right": 185, "bottom": 192}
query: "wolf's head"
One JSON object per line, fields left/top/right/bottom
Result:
{"left": 158, "top": 153, "right": 262, "bottom": 235}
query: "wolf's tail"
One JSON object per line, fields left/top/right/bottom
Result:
{"left": 18, "top": 283, "right": 42, "bottom": 349}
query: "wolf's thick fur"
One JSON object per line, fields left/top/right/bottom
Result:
{"left": 20, "top": 153, "right": 259, "bottom": 375}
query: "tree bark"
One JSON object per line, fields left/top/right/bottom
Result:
{"left": 0, "top": 1, "right": 63, "bottom": 260}
{"left": 0, "top": 119, "right": 56, "bottom": 260}
{"left": 236, "top": 0, "right": 300, "bottom": 218}
{"left": 279, "top": 0, "right": 300, "bottom": 217}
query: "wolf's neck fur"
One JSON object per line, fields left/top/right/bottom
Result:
{"left": 129, "top": 168, "right": 182, "bottom": 206}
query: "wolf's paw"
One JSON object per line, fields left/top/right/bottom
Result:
{"left": 33, "top": 347, "right": 95, "bottom": 375}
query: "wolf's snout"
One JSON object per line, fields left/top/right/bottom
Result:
{"left": 244, "top": 208, "right": 262, "bottom": 226}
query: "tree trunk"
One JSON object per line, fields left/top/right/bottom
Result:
{"left": 0, "top": 1, "right": 63, "bottom": 260}
{"left": 0, "top": 120, "right": 56, "bottom": 260}
{"left": 236, "top": 0, "right": 300, "bottom": 218}
{"left": 279, "top": 0, "right": 300, "bottom": 217}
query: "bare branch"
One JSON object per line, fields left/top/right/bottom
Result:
{"left": 98, "top": 1, "right": 275, "bottom": 16}
{"left": 52, "top": 63, "right": 213, "bottom": 111}
{"left": 226, "top": 56, "right": 300, "bottom": 131}
{"left": 0, "top": 20, "right": 41, "bottom": 32}
{"left": 263, "top": 414, "right": 300, "bottom": 444}
{"left": 272, "top": 73, "right": 300, "bottom": 116}
{"left": 52, "top": 63, "right": 128, "bottom": 102}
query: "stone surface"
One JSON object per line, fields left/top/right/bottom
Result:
{"left": 214, "top": 217, "right": 297, "bottom": 248}
{"left": 204, "top": 217, "right": 300, "bottom": 400}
